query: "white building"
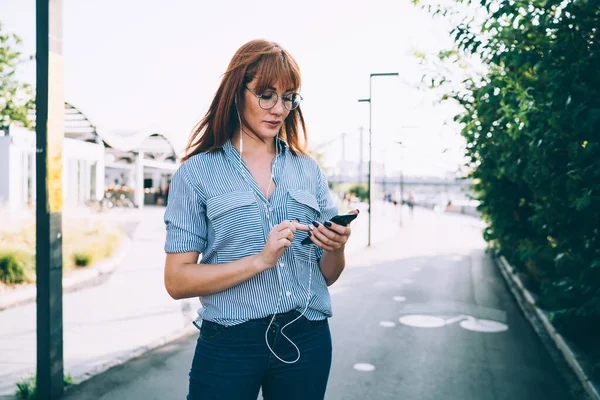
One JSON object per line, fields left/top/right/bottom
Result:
{"left": 0, "top": 102, "right": 178, "bottom": 210}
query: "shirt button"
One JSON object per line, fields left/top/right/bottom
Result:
{"left": 286, "top": 291, "right": 292, "bottom": 297}
{"left": 279, "top": 262, "right": 284, "bottom": 268}
{"left": 269, "top": 207, "right": 274, "bottom": 212}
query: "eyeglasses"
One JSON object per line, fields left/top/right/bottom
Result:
{"left": 245, "top": 86, "right": 303, "bottom": 111}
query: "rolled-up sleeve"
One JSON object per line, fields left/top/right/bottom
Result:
{"left": 164, "top": 165, "right": 208, "bottom": 254}
{"left": 315, "top": 165, "right": 339, "bottom": 260}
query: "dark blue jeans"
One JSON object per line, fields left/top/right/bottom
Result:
{"left": 187, "top": 310, "right": 332, "bottom": 400}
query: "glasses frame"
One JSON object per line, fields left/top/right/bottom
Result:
{"left": 244, "top": 86, "right": 303, "bottom": 111}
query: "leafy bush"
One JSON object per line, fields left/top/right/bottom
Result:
{"left": 0, "top": 214, "right": 124, "bottom": 285}
{"left": 0, "top": 250, "right": 35, "bottom": 284}
{"left": 73, "top": 252, "right": 92, "bottom": 267}
{"left": 62, "top": 220, "right": 122, "bottom": 271}
{"left": 416, "top": 0, "right": 600, "bottom": 359}
{"left": 347, "top": 184, "right": 369, "bottom": 202}
{"left": 15, "top": 373, "right": 74, "bottom": 399}
{"left": 15, "top": 376, "right": 35, "bottom": 400}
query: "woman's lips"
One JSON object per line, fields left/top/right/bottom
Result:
{"left": 265, "top": 121, "right": 280, "bottom": 127}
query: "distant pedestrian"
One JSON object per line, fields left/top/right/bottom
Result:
{"left": 408, "top": 192, "right": 415, "bottom": 218}
{"left": 163, "top": 39, "right": 358, "bottom": 400}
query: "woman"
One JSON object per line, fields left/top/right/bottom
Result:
{"left": 164, "top": 39, "right": 357, "bottom": 400}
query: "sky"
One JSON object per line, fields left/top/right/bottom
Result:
{"left": 0, "top": 0, "right": 468, "bottom": 177}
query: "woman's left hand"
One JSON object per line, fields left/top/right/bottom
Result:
{"left": 307, "top": 209, "right": 359, "bottom": 252}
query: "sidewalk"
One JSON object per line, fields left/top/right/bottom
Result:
{"left": 22, "top": 206, "right": 591, "bottom": 400}
{"left": 0, "top": 207, "right": 197, "bottom": 396}
{"left": 61, "top": 207, "right": 535, "bottom": 400}
{"left": 0, "top": 201, "right": 404, "bottom": 397}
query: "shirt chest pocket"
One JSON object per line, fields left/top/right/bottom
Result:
{"left": 206, "top": 191, "right": 264, "bottom": 262}
{"left": 286, "top": 189, "right": 321, "bottom": 225}
{"left": 286, "top": 189, "right": 320, "bottom": 260}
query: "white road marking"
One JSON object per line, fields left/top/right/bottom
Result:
{"left": 460, "top": 318, "right": 508, "bottom": 333}
{"left": 353, "top": 363, "right": 376, "bottom": 372}
{"left": 399, "top": 315, "right": 446, "bottom": 328}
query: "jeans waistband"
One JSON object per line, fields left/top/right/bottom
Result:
{"left": 253, "top": 309, "right": 303, "bottom": 325}
{"left": 200, "top": 310, "right": 309, "bottom": 329}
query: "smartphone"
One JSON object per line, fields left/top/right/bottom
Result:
{"left": 329, "top": 213, "right": 358, "bottom": 226}
{"left": 301, "top": 213, "right": 358, "bottom": 245}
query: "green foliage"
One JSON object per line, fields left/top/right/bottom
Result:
{"left": 0, "top": 214, "right": 124, "bottom": 285}
{"left": 347, "top": 184, "right": 369, "bottom": 202}
{"left": 64, "top": 373, "right": 74, "bottom": 386}
{"left": 15, "top": 376, "right": 35, "bottom": 400}
{"left": 73, "top": 252, "right": 92, "bottom": 267}
{"left": 15, "top": 373, "right": 74, "bottom": 399}
{"left": 0, "top": 249, "right": 35, "bottom": 284}
{"left": 417, "top": 0, "right": 600, "bottom": 351}
{"left": 0, "top": 21, "right": 35, "bottom": 131}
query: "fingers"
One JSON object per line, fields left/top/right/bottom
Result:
{"left": 273, "top": 220, "right": 296, "bottom": 234}
{"left": 274, "top": 228, "right": 294, "bottom": 242}
{"left": 278, "top": 238, "right": 292, "bottom": 248}
{"left": 324, "top": 221, "right": 351, "bottom": 236}
{"left": 291, "top": 220, "right": 311, "bottom": 232}
{"left": 308, "top": 233, "right": 336, "bottom": 252}
{"left": 309, "top": 221, "right": 346, "bottom": 251}
{"left": 315, "top": 222, "right": 339, "bottom": 241}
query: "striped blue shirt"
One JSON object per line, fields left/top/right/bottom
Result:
{"left": 164, "top": 138, "right": 338, "bottom": 326}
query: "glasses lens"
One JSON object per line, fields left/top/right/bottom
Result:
{"left": 258, "top": 91, "right": 277, "bottom": 110}
{"left": 283, "top": 93, "right": 302, "bottom": 110}
{"left": 284, "top": 93, "right": 302, "bottom": 110}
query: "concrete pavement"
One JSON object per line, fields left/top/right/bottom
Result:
{"left": 0, "top": 201, "right": 401, "bottom": 398}
{"left": 0, "top": 206, "right": 198, "bottom": 397}
{"left": 59, "top": 208, "right": 589, "bottom": 400}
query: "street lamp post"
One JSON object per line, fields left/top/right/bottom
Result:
{"left": 394, "top": 141, "right": 405, "bottom": 227}
{"left": 358, "top": 72, "right": 399, "bottom": 247}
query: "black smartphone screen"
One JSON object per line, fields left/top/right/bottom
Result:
{"left": 329, "top": 213, "right": 357, "bottom": 226}
{"left": 300, "top": 213, "right": 357, "bottom": 245}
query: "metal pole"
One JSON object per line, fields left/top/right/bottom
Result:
{"left": 340, "top": 132, "right": 346, "bottom": 184}
{"left": 358, "top": 72, "right": 398, "bottom": 247}
{"left": 36, "top": 0, "right": 64, "bottom": 398}
{"left": 395, "top": 140, "right": 404, "bottom": 227}
{"left": 367, "top": 78, "right": 373, "bottom": 247}
{"left": 358, "top": 126, "right": 363, "bottom": 184}
{"left": 400, "top": 171, "right": 404, "bottom": 226}
{"left": 341, "top": 132, "right": 346, "bottom": 173}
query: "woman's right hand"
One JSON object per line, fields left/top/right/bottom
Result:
{"left": 256, "top": 220, "right": 308, "bottom": 271}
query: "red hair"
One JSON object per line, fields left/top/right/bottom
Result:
{"left": 182, "top": 39, "right": 308, "bottom": 161}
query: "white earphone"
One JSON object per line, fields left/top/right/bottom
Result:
{"left": 233, "top": 94, "right": 313, "bottom": 364}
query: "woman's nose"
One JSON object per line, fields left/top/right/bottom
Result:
{"left": 270, "top": 97, "right": 285, "bottom": 115}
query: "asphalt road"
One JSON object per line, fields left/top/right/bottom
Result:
{"left": 61, "top": 210, "right": 587, "bottom": 400}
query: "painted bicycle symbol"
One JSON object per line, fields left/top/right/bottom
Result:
{"left": 382, "top": 301, "right": 509, "bottom": 333}
{"left": 398, "top": 314, "right": 508, "bottom": 333}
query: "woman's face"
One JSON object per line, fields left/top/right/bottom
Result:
{"left": 242, "top": 79, "right": 292, "bottom": 142}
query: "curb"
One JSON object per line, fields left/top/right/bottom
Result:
{"left": 0, "top": 236, "right": 132, "bottom": 311}
{"left": 495, "top": 255, "right": 600, "bottom": 400}
{"left": 64, "top": 323, "right": 197, "bottom": 395}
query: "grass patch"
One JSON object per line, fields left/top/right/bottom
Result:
{"left": 62, "top": 219, "right": 123, "bottom": 272}
{"left": 0, "top": 249, "right": 35, "bottom": 284}
{"left": 0, "top": 213, "right": 124, "bottom": 285}
{"left": 16, "top": 373, "right": 74, "bottom": 399}
{"left": 73, "top": 251, "right": 92, "bottom": 267}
